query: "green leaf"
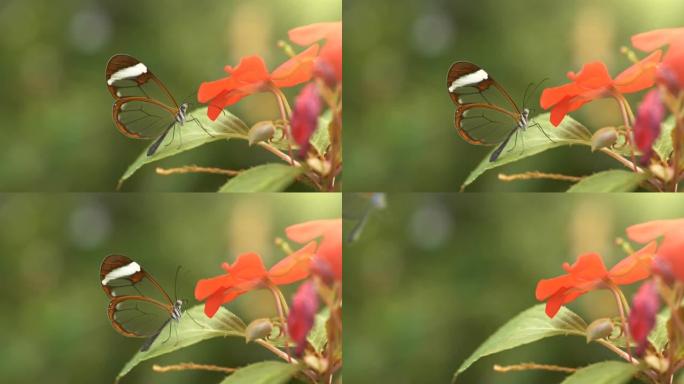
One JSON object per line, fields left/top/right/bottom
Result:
{"left": 218, "top": 361, "right": 300, "bottom": 384}
{"left": 115, "top": 305, "right": 246, "bottom": 382}
{"left": 560, "top": 361, "right": 637, "bottom": 384}
{"left": 218, "top": 164, "right": 302, "bottom": 192}
{"left": 461, "top": 113, "right": 591, "bottom": 191}
{"left": 654, "top": 116, "right": 676, "bottom": 162}
{"left": 117, "top": 107, "right": 248, "bottom": 189}
{"left": 649, "top": 309, "right": 670, "bottom": 353}
{"left": 311, "top": 109, "right": 332, "bottom": 156}
{"left": 452, "top": 304, "right": 586, "bottom": 383}
{"left": 567, "top": 170, "right": 647, "bottom": 192}
{"left": 308, "top": 309, "right": 330, "bottom": 353}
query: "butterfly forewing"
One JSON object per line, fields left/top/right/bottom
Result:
{"left": 106, "top": 54, "right": 179, "bottom": 140}
{"left": 447, "top": 62, "right": 522, "bottom": 146}
{"left": 100, "top": 255, "right": 174, "bottom": 339}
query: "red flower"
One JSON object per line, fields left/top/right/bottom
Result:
{"left": 540, "top": 51, "right": 662, "bottom": 126}
{"left": 291, "top": 83, "right": 322, "bottom": 157}
{"left": 197, "top": 45, "right": 319, "bottom": 120}
{"left": 289, "top": 22, "right": 342, "bottom": 86}
{"left": 536, "top": 242, "right": 657, "bottom": 318}
{"left": 628, "top": 281, "right": 660, "bottom": 356}
{"left": 287, "top": 281, "right": 319, "bottom": 356}
{"left": 627, "top": 218, "right": 684, "bottom": 282}
{"left": 633, "top": 89, "right": 665, "bottom": 163}
{"left": 195, "top": 242, "right": 317, "bottom": 317}
{"left": 286, "top": 219, "right": 342, "bottom": 283}
{"left": 633, "top": 28, "right": 684, "bottom": 91}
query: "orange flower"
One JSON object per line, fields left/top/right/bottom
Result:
{"left": 540, "top": 51, "right": 662, "bottom": 126}
{"left": 632, "top": 28, "right": 684, "bottom": 91}
{"left": 197, "top": 45, "right": 319, "bottom": 120}
{"left": 289, "top": 22, "right": 342, "bottom": 86}
{"left": 286, "top": 219, "right": 342, "bottom": 283}
{"left": 195, "top": 242, "right": 317, "bottom": 317}
{"left": 536, "top": 242, "right": 657, "bottom": 318}
{"left": 627, "top": 218, "right": 684, "bottom": 281}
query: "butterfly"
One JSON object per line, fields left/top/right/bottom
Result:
{"left": 446, "top": 62, "right": 546, "bottom": 162}
{"left": 105, "top": 54, "right": 212, "bottom": 156}
{"left": 100, "top": 254, "right": 183, "bottom": 351}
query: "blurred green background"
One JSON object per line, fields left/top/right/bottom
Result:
{"left": 0, "top": 0, "right": 340, "bottom": 191}
{"left": 0, "top": 193, "right": 340, "bottom": 383}
{"left": 344, "top": 0, "right": 684, "bottom": 191}
{"left": 344, "top": 193, "right": 684, "bottom": 383}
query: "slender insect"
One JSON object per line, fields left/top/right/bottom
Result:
{"left": 446, "top": 62, "right": 548, "bottom": 161}
{"left": 100, "top": 254, "right": 184, "bottom": 351}
{"left": 105, "top": 54, "right": 213, "bottom": 156}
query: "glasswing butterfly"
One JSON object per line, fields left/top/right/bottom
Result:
{"left": 446, "top": 62, "right": 547, "bottom": 162}
{"left": 100, "top": 254, "right": 184, "bottom": 351}
{"left": 105, "top": 54, "right": 213, "bottom": 156}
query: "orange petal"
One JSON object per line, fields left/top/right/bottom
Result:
{"left": 229, "top": 55, "right": 270, "bottom": 82}
{"left": 285, "top": 219, "right": 342, "bottom": 243}
{"left": 632, "top": 28, "right": 684, "bottom": 51}
{"left": 609, "top": 241, "right": 657, "bottom": 285}
{"left": 229, "top": 252, "right": 269, "bottom": 279}
{"left": 198, "top": 78, "right": 234, "bottom": 103}
{"left": 540, "top": 83, "right": 580, "bottom": 109}
{"left": 195, "top": 274, "right": 234, "bottom": 301}
{"left": 536, "top": 274, "right": 574, "bottom": 301}
{"left": 289, "top": 22, "right": 341, "bottom": 46}
{"left": 614, "top": 50, "right": 662, "bottom": 93}
{"left": 203, "top": 291, "right": 226, "bottom": 317}
{"left": 269, "top": 241, "right": 317, "bottom": 285}
{"left": 272, "top": 44, "right": 319, "bottom": 88}
{"left": 572, "top": 61, "right": 613, "bottom": 88}
{"left": 626, "top": 219, "right": 684, "bottom": 243}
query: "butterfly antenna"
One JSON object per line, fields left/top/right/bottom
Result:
{"left": 522, "top": 82, "right": 534, "bottom": 110}
{"left": 524, "top": 78, "right": 549, "bottom": 110}
{"left": 174, "top": 265, "right": 182, "bottom": 301}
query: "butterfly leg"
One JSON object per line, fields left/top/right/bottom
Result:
{"left": 188, "top": 116, "right": 216, "bottom": 138}
{"left": 535, "top": 121, "right": 555, "bottom": 143}
{"left": 183, "top": 307, "right": 208, "bottom": 329}
{"left": 161, "top": 320, "right": 174, "bottom": 345}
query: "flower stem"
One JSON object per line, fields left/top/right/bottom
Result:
{"left": 608, "top": 284, "right": 633, "bottom": 363}
{"left": 613, "top": 93, "right": 638, "bottom": 172}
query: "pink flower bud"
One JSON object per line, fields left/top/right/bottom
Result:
{"left": 633, "top": 89, "right": 665, "bottom": 164}
{"left": 287, "top": 281, "right": 319, "bottom": 356}
{"left": 628, "top": 281, "right": 660, "bottom": 356}
{"left": 291, "top": 83, "right": 322, "bottom": 157}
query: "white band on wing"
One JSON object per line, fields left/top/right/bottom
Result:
{"left": 102, "top": 261, "right": 142, "bottom": 285}
{"left": 448, "top": 69, "right": 488, "bottom": 92}
{"left": 107, "top": 63, "right": 148, "bottom": 85}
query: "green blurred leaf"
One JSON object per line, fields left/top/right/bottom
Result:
{"left": 452, "top": 304, "right": 586, "bottom": 382}
{"left": 654, "top": 116, "right": 676, "bottom": 162}
{"left": 461, "top": 113, "right": 591, "bottom": 190}
{"left": 116, "top": 305, "right": 246, "bottom": 382}
{"left": 308, "top": 309, "right": 330, "bottom": 353}
{"left": 117, "top": 107, "right": 248, "bottom": 189}
{"left": 311, "top": 110, "right": 332, "bottom": 156}
{"left": 218, "top": 361, "right": 300, "bottom": 384}
{"left": 559, "top": 361, "right": 637, "bottom": 384}
{"left": 218, "top": 164, "right": 302, "bottom": 192}
{"left": 567, "top": 170, "right": 646, "bottom": 192}
{"left": 649, "top": 310, "right": 670, "bottom": 353}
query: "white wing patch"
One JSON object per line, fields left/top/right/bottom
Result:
{"left": 102, "top": 261, "right": 141, "bottom": 285}
{"left": 107, "top": 63, "right": 148, "bottom": 85}
{"left": 448, "top": 69, "right": 488, "bottom": 92}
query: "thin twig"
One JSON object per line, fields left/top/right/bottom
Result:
{"left": 498, "top": 171, "right": 583, "bottom": 182}
{"left": 493, "top": 363, "right": 577, "bottom": 373}
{"left": 152, "top": 362, "right": 236, "bottom": 374}
{"left": 155, "top": 165, "right": 240, "bottom": 176}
